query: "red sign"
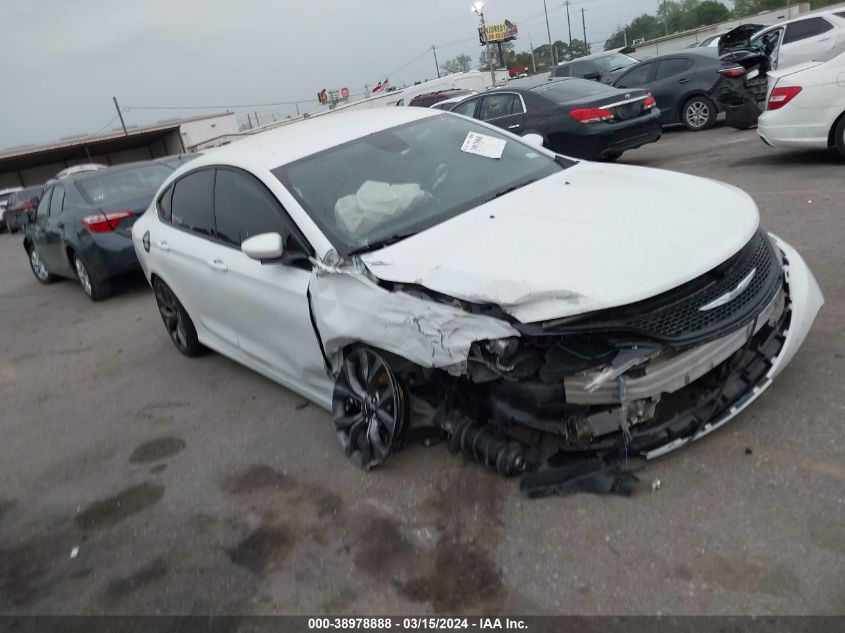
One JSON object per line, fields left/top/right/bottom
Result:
{"left": 340, "top": 87, "right": 349, "bottom": 99}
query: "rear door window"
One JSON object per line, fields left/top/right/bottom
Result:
{"left": 654, "top": 58, "right": 694, "bottom": 80}
{"left": 571, "top": 62, "right": 596, "bottom": 78}
{"left": 158, "top": 184, "right": 174, "bottom": 222}
{"left": 49, "top": 186, "right": 65, "bottom": 216}
{"left": 36, "top": 189, "right": 52, "bottom": 219}
{"left": 479, "top": 94, "right": 517, "bottom": 120}
{"left": 784, "top": 17, "right": 834, "bottom": 44}
{"left": 452, "top": 97, "right": 480, "bottom": 117}
{"left": 170, "top": 169, "right": 215, "bottom": 237}
{"left": 213, "top": 169, "right": 291, "bottom": 247}
{"left": 552, "top": 65, "right": 570, "bottom": 78}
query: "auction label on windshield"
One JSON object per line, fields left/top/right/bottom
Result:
{"left": 461, "top": 132, "right": 506, "bottom": 159}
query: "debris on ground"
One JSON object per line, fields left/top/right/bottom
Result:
{"left": 651, "top": 479, "right": 662, "bottom": 492}
{"left": 69, "top": 546, "right": 80, "bottom": 559}
{"left": 519, "top": 456, "right": 639, "bottom": 499}
{"left": 745, "top": 447, "right": 753, "bottom": 455}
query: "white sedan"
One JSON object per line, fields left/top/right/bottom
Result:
{"left": 758, "top": 42, "right": 845, "bottom": 157}
{"left": 132, "top": 107, "right": 823, "bottom": 472}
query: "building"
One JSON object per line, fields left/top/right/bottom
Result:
{"left": 0, "top": 112, "right": 237, "bottom": 188}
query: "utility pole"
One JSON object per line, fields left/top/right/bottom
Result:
{"left": 564, "top": 1, "right": 573, "bottom": 60}
{"left": 543, "top": 0, "right": 556, "bottom": 67}
{"left": 473, "top": 3, "right": 496, "bottom": 87}
{"left": 112, "top": 96, "right": 127, "bottom": 136}
{"left": 528, "top": 32, "right": 537, "bottom": 74}
{"left": 432, "top": 44, "right": 440, "bottom": 78}
{"left": 581, "top": 7, "right": 587, "bottom": 55}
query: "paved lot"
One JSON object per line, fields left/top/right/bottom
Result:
{"left": 1, "top": 122, "right": 843, "bottom": 616}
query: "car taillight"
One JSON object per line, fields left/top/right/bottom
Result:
{"left": 719, "top": 66, "right": 746, "bottom": 78}
{"left": 82, "top": 210, "right": 135, "bottom": 233}
{"left": 643, "top": 93, "right": 657, "bottom": 109}
{"left": 569, "top": 107, "right": 614, "bottom": 123}
{"left": 767, "top": 86, "right": 802, "bottom": 111}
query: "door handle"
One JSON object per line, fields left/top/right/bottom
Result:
{"left": 508, "top": 124, "right": 521, "bottom": 129}
{"left": 207, "top": 258, "right": 228, "bottom": 272}
{"left": 155, "top": 240, "right": 170, "bottom": 252}
{"left": 819, "top": 37, "right": 831, "bottom": 42}
{"left": 677, "top": 78, "right": 690, "bottom": 84}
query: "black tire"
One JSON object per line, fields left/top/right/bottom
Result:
{"left": 28, "top": 246, "right": 57, "bottom": 284}
{"left": 73, "top": 253, "right": 111, "bottom": 301}
{"left": 152, "top": 278, "right": 204, "bottom": 357}
{"left": 681, "top": 96, "right": 717, "bottom": 131}
{"left": 601, "top": 151, "right": 624, "bottom": 162}
{"left": 833, "top": 114, "right": 845, "bottom": 159}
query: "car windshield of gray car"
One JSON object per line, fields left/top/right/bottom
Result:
{"left": 76, "top": 164, "right": 174, "bottom": 205}
{"left": 273, "top": 114, "right": 567, "bottom": 255}
{"left": 593, "top": 53, "right": 639, "bottom": 72}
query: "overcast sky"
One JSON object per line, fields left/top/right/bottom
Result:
{"left": 1, "top": 0, "right": 663, "bottom": 149}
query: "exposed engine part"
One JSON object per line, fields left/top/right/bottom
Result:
{"left": 584, "top": 344, "right": 661, "bottom": 393}
{"left": 438, "top": 411, "right": 526, "bottom": 477}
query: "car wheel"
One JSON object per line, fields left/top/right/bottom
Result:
{"left": 153, "top": 278, "right": 204, "bottom": 356}
{"left": 332, "top": 347, "right": 409, "bottom": 470}
{"left": 682, "top": 96, "right": 716, "bottom": 131}
{"left": 833, "top": 114, "right": 845, "bottom": 159}
{"left": 601, "top": 151, "right": 624, "bottom": 162}
{"left": 73, "top": 254, "right": 111, "bottom": 301}
{"left": 28, "top": 247, "right": 56, "bottom": 283}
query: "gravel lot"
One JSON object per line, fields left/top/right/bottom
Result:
{"left": 1, "top": 121, "right": 843, "bottom": 616}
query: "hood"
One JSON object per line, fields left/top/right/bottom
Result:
{"left": 360, "top": 163, "right": 759, "bottom": 324}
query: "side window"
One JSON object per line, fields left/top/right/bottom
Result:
{"left": 480, "top": 94, "right": 517, "bottom": 120}
{"left": 49, "top": 186, "right": 65, "bottom": 216}
{"left": 36, "top": 189, "right": 52, "bottom": 219}
{"left": 654, "top": 58, "right": 694, "bottom": 80}
{"left": 571, "top": 62, "right": 595, "bottom": 78}
{"left": 553, "top": 65, "right": 570, "bottom": 78}
{"left": 616, "top": 62, "right": 652, "bottom": 87}
{"left": 171, "top": 169, "right": 214, "bottom": 237}
{"left": 452, "top": 97, "right": 480, "bottom": 117}
{"left": 158, "top": 184, "right": 174, "bottom": 222}
{"left": 784, "top": 17, "right": 834, "bottom": 44}
{"left": 214, "top": 169, "right": 291, "bottom": 247}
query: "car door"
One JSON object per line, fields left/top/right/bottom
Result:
{"left": 41, "top": 184, "right": 72, "bottom": 274}
{"left": 30, "top": 188, "right": 54, "bottom": 269}
{"left": 613, "top": 60, "right": 656, "bottom": 90}
{"left": 210, "top": 167, "right": 328, "bottom": 392}
{"left": 650, "top": 57, "right": 696, "bottom": 119}
{"left": 780, "top": 17, "right": 837, "bottom": 68}
{"left": 477, "top": 93, "right": 525, "bottom": 134}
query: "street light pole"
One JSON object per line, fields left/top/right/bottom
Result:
{"left": 472, "top": 2, "right": 497, "bottom": 87}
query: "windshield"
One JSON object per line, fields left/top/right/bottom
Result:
{"left": 273, "top": 114, "right": 566, "bottom": 255}
{"left": 593, "top": 53, "right": 639, "bottom": 72}
{"left": 76, "top": 163, "right": 174, "bottom": 204}
{"left": 531, "top": 79, "right": 615, "bottom": 101}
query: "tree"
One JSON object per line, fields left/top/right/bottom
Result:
{"left": 604, "top": 1, "right": 731, "bottom": 50}
{"left": 569, "top": 39, "right": 591, "bottom": 58}
{"left": 440, "top": 53, "right": 472, "bottom": 75}
{"left": 693, "top": 1, "right": 730, "bottom": 24}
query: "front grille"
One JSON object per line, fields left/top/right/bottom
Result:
{"left": 541, "top": 231, "right": 782, "bottom": 345}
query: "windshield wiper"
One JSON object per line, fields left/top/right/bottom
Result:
{"left": 485, "top": 178, "right": 539, "bottom": 203}
{"left": 349, "top": 231, "right": 419, "bottom": 256}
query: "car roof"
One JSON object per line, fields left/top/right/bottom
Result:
{"left": 185, "top": 107, "right": 442, "bottom": 172}
{"left": 755, "top": 9, "right": 845, "bottom": 35}
{"left": 59, "top": 160, "right": 170, "bottom": 184}
{"left": 632, "top": 50, "right": 719, "bottom": 63}
{"left": 555, "top": 48, "right": 634, "bottom": 65}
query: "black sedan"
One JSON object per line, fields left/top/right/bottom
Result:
{"left": 447, "top": 79, "right": 661, "bottom": 161}
{"left": 612, "top": 50, "right": 768, "bottom": 131}
{"left": 18, "top": 161, "right": 174, "bottom": 300}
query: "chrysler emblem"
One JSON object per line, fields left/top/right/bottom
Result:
{"left": 699, "top": 269, "right": 757, "bottom": 312}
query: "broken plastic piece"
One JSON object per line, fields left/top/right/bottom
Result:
{"left": 520, "top": 457, "right": 639, "bottom": 499}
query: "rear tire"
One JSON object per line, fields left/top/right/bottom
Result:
{"left": 152, "top": 278, "right": 204, "bottom": 357}
{"left": 833, "top": 114, "right": 845, "bottom": 159}
{"left": 74, "top": 254, "right": 111, "bottom": 301}
{"left": 682, "top": 96, "right": 717, "bottom": 131}
{"left": 28, "top": 246, "right": 56, "bottom": 284}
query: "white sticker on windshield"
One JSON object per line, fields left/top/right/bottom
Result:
{"left": 461, "top": 132, "right": 506, "bottom": 159}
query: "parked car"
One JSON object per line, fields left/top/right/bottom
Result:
{"left": 55, "top": 163, "right": 108, "bottom": 179}
{"left": 758, "top": 42, "right": 845, "bottom": 157}
{"left": 132, "top": 108, "right": 822, "bottom": 473}
{"left": 18, "top": 161, "right": 174, "bottom": 300}
{"left": 408, "top": 89, "right": 475, "bottom": 108}
{"left": 613, "top": 50, "right": 768, "bottom": 130}
{"left": 446, "top": 79, "right": 660, "bottom": 161}
{"left": 548, "top": 48, "right": 640, "bottom": 84}
{"left": 0, "top": 187, "right": 23, "bottom": 232}
{"left": 1, "top": 185, "right": 43, "bottom": 233}
{"left": 154, "top": 153, "right": 203, "bottom": 170}
{"left": 734, "top": 10, "right": 845, "bottom": 71}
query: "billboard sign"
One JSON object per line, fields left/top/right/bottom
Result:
{"left": 479, "top": 20, "right": 518, "bottom": 44}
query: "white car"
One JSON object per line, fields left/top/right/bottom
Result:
{"left": 749, "top": 10, "right": 845, "bottom": 71}
{"left": 758, "top": 42, "right": 845, "bottom": 157}
{"left": 132, "top": 108, "right": 822, "bottom": 472}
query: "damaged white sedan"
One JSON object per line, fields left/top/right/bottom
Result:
{"left": 132, "top": 108, "right": 823, "bottom": 478}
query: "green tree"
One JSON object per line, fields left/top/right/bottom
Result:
{"left": 604, "top": 1, "right": 731, "bottom": 49}
{"left": 694, "top": 1, "right": 730, "bottom": 24}
{"left": 440, "top": 53, "right": 472, "bottom": 74}
{"left": 569, "top": 38, "right": 591, "bottom": 58}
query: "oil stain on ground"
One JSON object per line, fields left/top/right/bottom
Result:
{"left": 129, "top": 437, "right": 186, "bottom": 464}
{"left": 352, "top": 516, "right": 414, "bottom": 577}
{"left": 75, "top": 483, "right": 165, "bottom": 531}
{"left": 226, "top": 525, "right": 292, "bottom": 574}
{"left": 221, "top": 465, "right": 295, "bottom": 495}
{"left": 103, "top": 558, "right": 168, "bottom": 602}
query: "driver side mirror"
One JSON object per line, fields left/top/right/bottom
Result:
{"left": 242, "top": 232, "right": 284, "bottom": 261}
{"left": 583, "top": 72, "right": 601, "bottom": 81}
{"left": 522, "top": 133, "right": 545, "bottom": 149}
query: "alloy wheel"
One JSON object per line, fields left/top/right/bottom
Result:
{"left": 30, "top": 249, "right": 49, "bottom": 281}
{"left": 686, "top": 101, "right": 710, "bottom": 129}
{"left": 74, "top": 257, "right": 93, "bottom": 297}
{"left": 332, "top": 348, "right": 407, "bottom": 470}
{"left": 154, "top": 282, "right": 189, "bottom": 351}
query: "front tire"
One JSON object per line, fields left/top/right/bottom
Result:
{"left": 833, "top": 114, "right": 845, "bottom": 159}
{"left": 28, "top": 247, "right": 56, "bottom": 284}
{"left": 682, "top": 96, "right": 717, "bottom": 131}
{"left": 74, "top": 254, "right": 111, "bottom": 301}
{"left": 152, "top": 278, "right": 204, "bottom": 357}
